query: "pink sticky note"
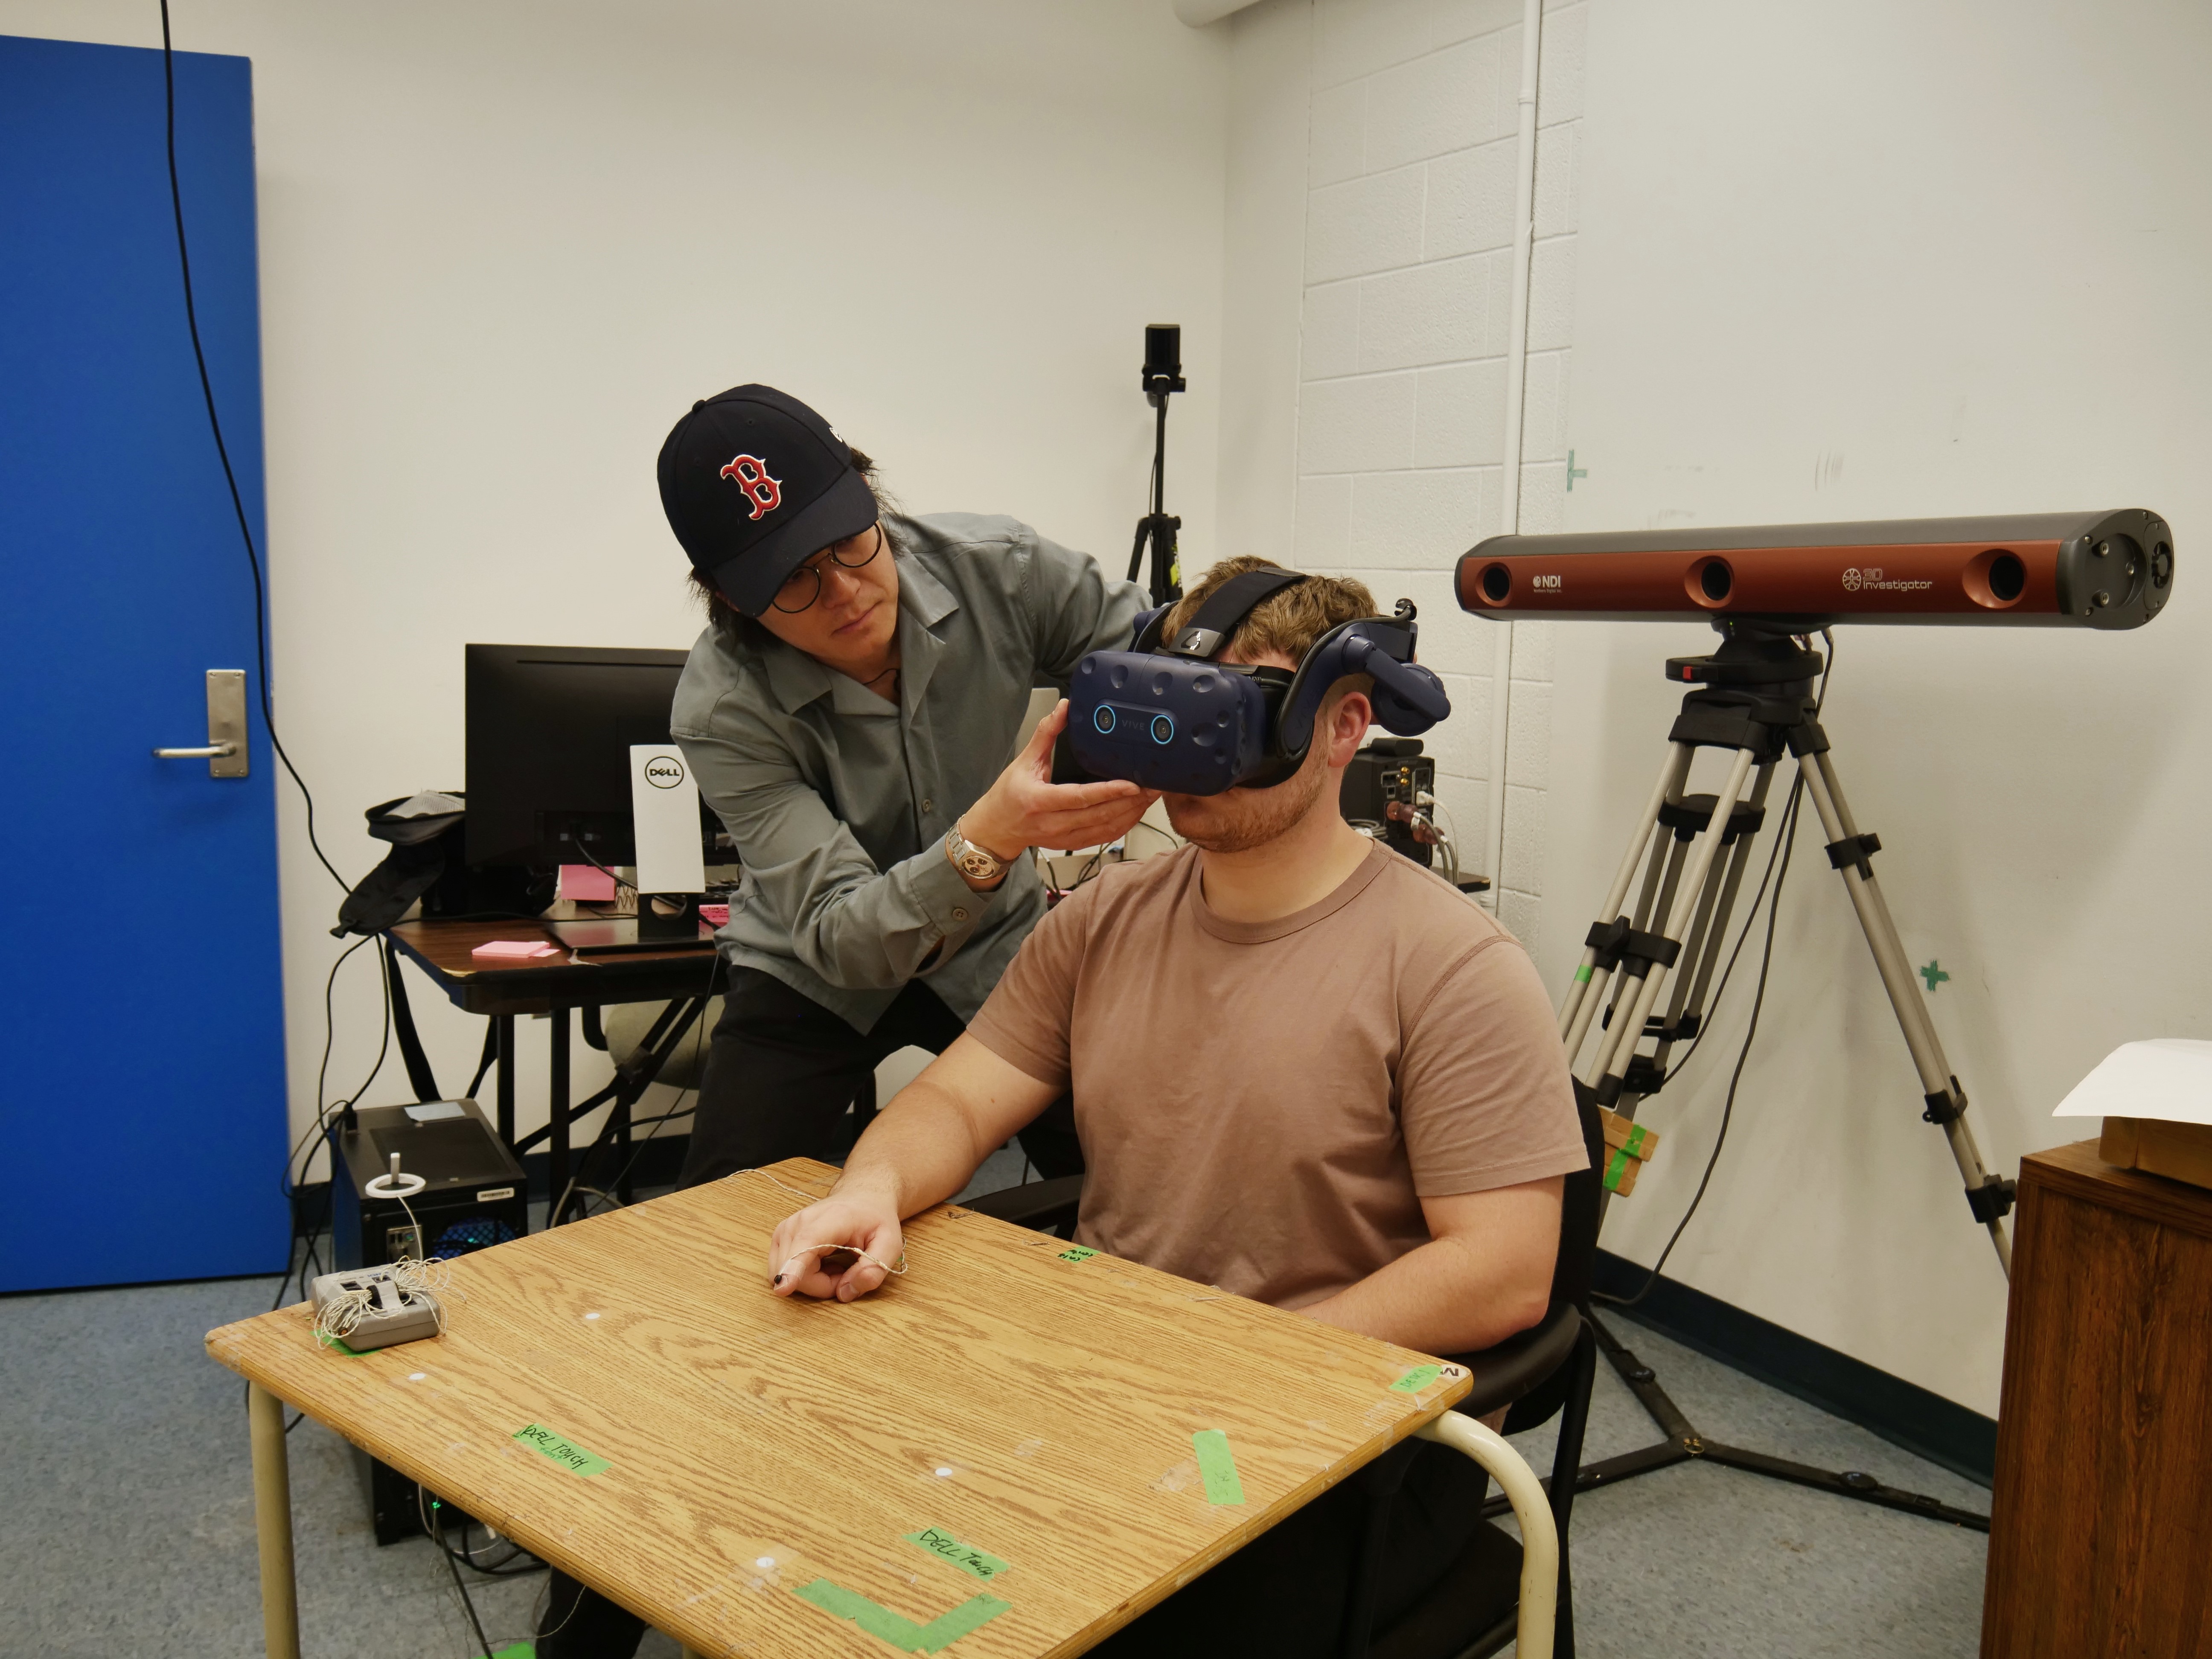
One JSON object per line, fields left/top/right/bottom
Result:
{"left": 472, "top": 939, "right": 563, "bottom": 961}
{"left": 560, "top": 864, "right": 617, "bottom": 903}
{"left": 699, "top": 903, "right": 730, "bottom": 927}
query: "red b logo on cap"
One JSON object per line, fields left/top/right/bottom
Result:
{"left": 719, "top": 454, "right": 783, "bottom": 520}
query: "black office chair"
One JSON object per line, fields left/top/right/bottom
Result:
{"left": 961, "top": 1080, "right": 1607, "bottom": 1659}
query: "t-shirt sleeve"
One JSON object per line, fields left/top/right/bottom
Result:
{"left": 964, "top": 885, "right": 1093, "bottom": 1089}
{"left": 1399, "top": 936, "right": 1589, "bottom": 1197}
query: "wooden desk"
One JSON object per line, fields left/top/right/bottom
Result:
{"left": 1981, "top": 1140, "right": 2212, "bottom": 1655}
{"left": 208, "top": 1158, "right": 1554, "bottom": 1659}
{"left": 387, "top": 917, "right": 724, "bottom": 1219}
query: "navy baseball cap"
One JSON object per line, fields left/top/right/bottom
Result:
{"left": 657, "top": 384, "right": 879, "bottom": 616}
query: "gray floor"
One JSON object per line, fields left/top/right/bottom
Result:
{"left": 3, "top": 1173, "right": 1985, "bottom": 1658}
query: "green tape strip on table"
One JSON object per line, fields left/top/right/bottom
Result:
{"left": 513, "top": 1423, "right": 611, "bottom": 1477}
{"left": 1192, "top": 1428, "right": 1246, "bottom": 1505}
{"left": 903, "top": 1525, "right": 1011, "bottom": 1583}
{"left": 793, "top": 1580, "right": 1011, "bottom": 1653}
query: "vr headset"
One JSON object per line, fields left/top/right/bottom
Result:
{"left": 1062, "top": 568, "right": 1451, "bottom": 795}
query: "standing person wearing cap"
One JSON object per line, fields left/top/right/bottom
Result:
{"left": 536, "top": 385, "right": 1158, "bottom": 1653}
{"left": 658, "top": 385, "right": 1160, "bottom": 1185}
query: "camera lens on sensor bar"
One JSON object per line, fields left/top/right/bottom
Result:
{"left": 1454, "top": 509, "right": 2173, "bottom": 629}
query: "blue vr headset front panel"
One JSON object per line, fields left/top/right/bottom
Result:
{"left": 1067, "top": 570, "right": 1451, "bottom": 795}
{"left": 1068, "top": 654, "right": 1283, "bottom": 794}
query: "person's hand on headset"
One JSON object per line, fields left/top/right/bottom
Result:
{"left": 959, "top": 700, "right": 1159, "bottom": 871}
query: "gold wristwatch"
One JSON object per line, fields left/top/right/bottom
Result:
{"left": 945, "top": 820, "right": 1013, "bottom": 884}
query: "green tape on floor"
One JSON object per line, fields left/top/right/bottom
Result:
{"left": 1192, "top": 1428, "right": 1245, "bottom": 1505}
{"left": 793, "top": 1580, "right": 1012, "bottom": 1654}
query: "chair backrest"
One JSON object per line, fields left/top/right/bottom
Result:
{"left": 1498, "top": 1077, "right": 1606, "bottom": 1436}
{"left": 1549, "top": 1078, "right": 1607, "bottom": 1310}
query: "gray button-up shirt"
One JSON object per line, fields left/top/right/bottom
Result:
{"left": 671, "top": 512, "right": 1143, "bottom": 1033}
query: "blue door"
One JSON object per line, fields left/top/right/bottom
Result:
{"left": 0, "top": 35, "right": 289, "bottom": 1289}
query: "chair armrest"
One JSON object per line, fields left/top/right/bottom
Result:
{"left": 1439, "top": 1302, "right": 1583, "bottom": 1419}
{"left": 958, "top": 1174, "right": 1084, "bottom": 1236}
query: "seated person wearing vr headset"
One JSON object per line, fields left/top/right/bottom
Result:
{"left": 769, "top": 557, "right": 1587, "bottom": 1657}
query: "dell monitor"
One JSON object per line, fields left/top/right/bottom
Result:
{"left": 464, "top": 643, "right": 722, "bottom": 871}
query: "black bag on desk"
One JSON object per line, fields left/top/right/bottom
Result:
{"left": 333, "top": 793, "right": 466, "bottom": 938}
{"left": 333, "top": 793, "right": 556, "bottom": 1106}
{"left": 332, "top": 792, "right": 553, "bottom": 939}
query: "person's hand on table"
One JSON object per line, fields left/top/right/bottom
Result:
{"left": 959, "top": 700, "right": 1159, "bottom": 866}
{"left": 768, "top": 1182, "right": 906, "bottom": 1302}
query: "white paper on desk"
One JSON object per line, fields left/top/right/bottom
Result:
{"left": 2052, "top": 1039, "right": 2212, "bottom": 1126}
{"left": 629, "top": 744, "right": 705, "bottom": 895}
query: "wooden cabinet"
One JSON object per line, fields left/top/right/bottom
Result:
{"left": 1982, "top": 1140, "right": 2212, "bottom": 1656}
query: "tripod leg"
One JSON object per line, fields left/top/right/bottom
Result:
{"left": 1559, "top": 746, "right": 1690, "bottom": 1042}
{"left": 1584, "top": 830, "right": 1694, "bottom": 1085}
{"left": 1591, "top": 747, "right": 1758, "bottom": 1104}
{"left": 1794, "top": 748, "right": 2013, "bottom": 1274}
{"left": 1659, "top": 763, "right": 1777, "bottom": 1049}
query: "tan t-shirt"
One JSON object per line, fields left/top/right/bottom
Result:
{"left": 966, "top": 840, "right": 1587, "bottom": 1310}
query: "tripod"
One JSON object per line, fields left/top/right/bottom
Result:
{"left": 1561, "top": 621, "right": 2011, "bottom": 1530}
{"left": 1127, "top": 326, "right": 1186, "bottom": 608}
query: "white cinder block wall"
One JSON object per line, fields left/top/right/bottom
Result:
{"left": 1232, "top": 0, "right": 1586, "bottom": 951}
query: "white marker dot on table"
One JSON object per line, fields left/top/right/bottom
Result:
{"left": 934, "top": 1466, "right": 954, "bottom": 1478}
{"left": 408, "top": 1372, "right": 427, "bottom": 1382}
{"left": 583, "top": 1311, "right": 601, "bottom": 1321}
{"left": 755, "top": 1556, "right": 776, "bottom": 1569}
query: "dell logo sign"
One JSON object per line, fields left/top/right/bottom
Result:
{"left": 643, "top": 756, "right": 687, "bottom": 789}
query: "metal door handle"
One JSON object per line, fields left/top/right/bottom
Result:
{"left": 155, "top": 670, "right": 250, "bottom": 777}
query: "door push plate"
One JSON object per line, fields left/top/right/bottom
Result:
{"left": 151, "top": 669, "right": 249, "bottom": 777}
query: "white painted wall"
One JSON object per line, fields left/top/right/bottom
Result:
{"left": 1217, "top": 0, "right": 1583, "bottom": 953}
{"left": 4, "top": 0, "right": 1230, "bottom": 1153}
{"left": 1553, "top": 0, "right": 2212, "bottom": 1412}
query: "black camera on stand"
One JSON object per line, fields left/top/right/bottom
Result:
{"left": 1128, "top": 324, "right": 1186, "bottom": 608}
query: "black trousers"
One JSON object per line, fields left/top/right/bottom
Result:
{"left": 538, "top": 1441, "right": 1492, "bottom": 1659}
{"left": 675, "top": 966, "right": 1085, "bottom": 1186}
{"left": 539, "top": 967, "right": 1081, "bottom": 1658}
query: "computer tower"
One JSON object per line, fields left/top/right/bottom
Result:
{"left": 329, "top": 1099, "right": 527, "bottom": 1544}
{"left": 1339, "top": 737, "right": 1437, "bottom": 868}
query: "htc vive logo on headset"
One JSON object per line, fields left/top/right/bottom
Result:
{"left": 643, "top": 755, "right": 688, "bottom": 789}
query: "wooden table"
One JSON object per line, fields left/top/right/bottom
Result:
{"left": 208, "top": 1158, "right": 1556, "bottom": 1659}
{"left": 387, "top": 917, "right": 725, "bottom": 1219}
{"left": 1981, "top": 1139, "right": 2212, "bottom": 1655}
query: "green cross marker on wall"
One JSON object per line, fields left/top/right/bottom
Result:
{"left": 1566, "top": 448, "right": 1588, "bottom": 492}
{"left": 1919, "top": 960, "right": 1950, "bottom": 992}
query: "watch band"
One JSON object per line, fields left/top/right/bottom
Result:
{"left": 945, "top": 820, "right": 1012, "bottom": 883}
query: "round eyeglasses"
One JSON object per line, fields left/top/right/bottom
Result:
{"left": 771, "top": 524, "right": 885, "bottom": 614}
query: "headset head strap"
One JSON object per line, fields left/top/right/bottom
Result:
{"left": 1161, "top": 569, "right": 1309, "bottom": 659}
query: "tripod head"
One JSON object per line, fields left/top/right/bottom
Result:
{"left": 1142, "top": 323, "right": 1187, "bottom": 407}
